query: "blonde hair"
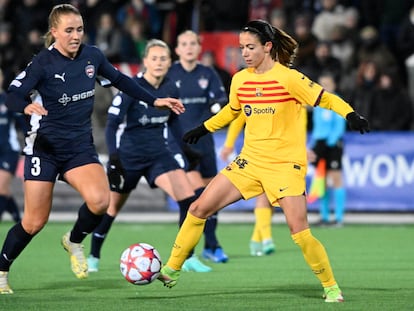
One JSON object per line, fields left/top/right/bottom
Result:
{"left": 44, "top": 4, "right": 81, "bottom": 47}
{"left": 242, "top": 20, "right": 298, "bottom": 67}
{"left": 176, "top": 30, "right": 201, "bottom": 45}
{"left": 143, "top": 39, "right": 171, "bottom": 58}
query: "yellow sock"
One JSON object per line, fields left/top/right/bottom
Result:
{"left": 291, "top": 228, "right": 337, "bottom": 287}
{"left": 166, "top": 212, "right": 206, "bottom": 270}
{"left": 251, "top": 208, "right": 262, "bottom": 242}
{"left": 256, "top": 206, "right": 273, "bottom": 241}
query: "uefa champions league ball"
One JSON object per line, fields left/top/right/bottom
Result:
{"left": 120, "top": 243, "right": 162, "bottom": 285}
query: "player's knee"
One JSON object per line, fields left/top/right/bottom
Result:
{"left": 85, "top": 194, "right": 110, "bottom": 215}
{"left": 189, "top": 200, "right": 212, "bottom": 219}
{"left": 22, "top": 218, "right": 46, "bottom": 235}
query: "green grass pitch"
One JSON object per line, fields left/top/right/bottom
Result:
{"left": 0, "top": 221, "right": 413, "bottom": 310}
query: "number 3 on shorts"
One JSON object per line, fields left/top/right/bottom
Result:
{"left": 31, "top": 156, "right": 41, "bottom": 176}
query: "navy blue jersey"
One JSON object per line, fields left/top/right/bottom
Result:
{"left": 0, "top": 92, "right": 26, "bottom": 155}
{"left": 106, "top": 73, "right": 179, "bottom": 169}
{"left": 166, "top": 61, "right": 228, "bottom": 132}
{"left": 166, "top": 61, "right": 227, "bottom": 175}
{"left": 6, "top": 44, "right": 157, "bottom": 155}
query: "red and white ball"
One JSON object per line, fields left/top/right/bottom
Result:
{"left": 120, "top": 243, "right": 162, "bottom": 285}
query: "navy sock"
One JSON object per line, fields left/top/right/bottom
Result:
{"left": 204, "top": 212, "right": 219, "bottom": 250}
{"left": 0, "top": 195, "right": 7, "bottom": 222}
{"left": 0, "top": 222, "right": 34, "bottom": 271}
{"left": 70, "top": 203, "right": 104, "bottom": 243}
{"left": 90, "top": 213, "right": 115, "bottom": 258}
{"left": 5, "top": 197, "right": 21, "bottom": 223}
{"left": 177, "top": 196, "right": 197, "bottom": 227}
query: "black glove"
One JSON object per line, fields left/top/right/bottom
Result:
{"left": 107, "top": 153, "right": 125, "bottom": 191}
{"left": 182, "top": 144, "right": 202, "bottom": 171}
{"left": 183, "top": 124, "right": 209, "bottom": 144}
{"left": 346, "top": 112, "right": 370, "bottom": 134}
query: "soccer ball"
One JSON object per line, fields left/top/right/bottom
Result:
{"left": 120, "top": 243, "right": 162, "bottom": 285}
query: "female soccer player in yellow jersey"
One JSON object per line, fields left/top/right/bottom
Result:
{"left": 158, "top": 20, "right": 369, "bottom": 303}
{"left": 220, "top": 114, "right": 276, "bottom": 257}
{"left": 220, "top": 103, "right": 308, "bottom": 257}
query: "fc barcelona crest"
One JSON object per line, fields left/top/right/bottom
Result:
{"left": 255, "top": 87, "right": 263, "bottom": 96}
{"left": 85, "top": 65, "right": 95, "bottom": 78}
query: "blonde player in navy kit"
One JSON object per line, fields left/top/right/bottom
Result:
{"left": 86, "top": 39, "right": 211, "bottom": 273}
{"left": 158, "top": 20, "right": 369, "bottom": 303}
{"left": 0, "top": 4, "right": 184, "bottom": 294}
{"left": 167, "top": 30, "right": 229, "bottom": 264}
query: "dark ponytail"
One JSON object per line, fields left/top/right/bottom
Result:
{"left": 242, "top": 20, "right": 298, "bottom": 67}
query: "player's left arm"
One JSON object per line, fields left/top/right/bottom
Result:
{"left": 288, "top": 69, "right": 369, "bottom": 134}
{"left": 327, "top": 113, "right": 346, "bottom": 146}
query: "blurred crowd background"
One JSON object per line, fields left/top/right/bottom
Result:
{"left": 1, "top": 0, "right": 414, "bottom": 142}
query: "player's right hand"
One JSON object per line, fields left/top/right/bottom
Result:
{"left": 183, "top": 124, "right": 209, "bottom": 144}
{"left": 154, "top": 98, "right": 185, "bottom": 115}
{"left": 24, "top": 102, "right": 48, "bottom": 116}
{"left": 107, "top": 153, "right": 125, "bottom": 191}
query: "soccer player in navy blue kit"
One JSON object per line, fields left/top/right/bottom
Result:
{"left": 0, "top": 4, "right": 184, "bottom": 294}
{"left": 86, "top": 39, "right": 211, "bottom": 273}
{"left": 167, "top": 30, "right": 229, "bottom": 263}
{"left": 0, "top": 69, "right": 25, "bottom": 224}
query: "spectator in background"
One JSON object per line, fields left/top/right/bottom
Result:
{"left": 201, "top": 0, "right": 250, "bottom": 31}
{"left": 371, "top": 68, "right": 412, "bottom": 131}
{"left": 342, "top": 6, "right": 360, "bottom": 47}
{"left": 200, "top": 50, "right": 232, "bottom": 95}
{"left": 249, "top": 0, "right": 282, "bottom": 21}
{"left": 375, "top": 0, "right": 413, "bottom": 56}
{"left": 397, "top": 5, "right": 414, "bottom": 116}
{"left": 82, "top": 0, "right": 120, "bottom": 44}
{"left": 116, "top": 0, "right": 162, "bottom": 38}
{"left": 302, "top": 41, "right": 342, "bottom": 84}
{"left": 119, "top": 16, "right": 148, "bottom": 64}
{"left": 269, "top": 8, "right": 290, "bottom": 33}
{"left": 0, "top": 0, "right": 14, "bottom": 24}
{"left": 311, "top": 0, "right": 345, "bottom": 41}
{"left": 329, "top": 24, "right": 355, "bottom": 75}
{"left": 292, "top": 13, "right": 318, "bottom": 70}
{"left": 0, "top": 23, "right": 20, "bottom": 89}
{"left": 345, "top": 60, "right": 379, "bottom": 122}
{"left": 13, "top": 0, "right": 49, "bottom": 44}
{"left": 94, "top": 12, "right": 123, "bottom": 63}
{"left": 355, "top": 26, "right": 397, "bottom": 72}
{"left": 18, "top": 28, "right": 44, "bottom": 70}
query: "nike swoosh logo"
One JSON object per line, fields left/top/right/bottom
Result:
{"left": 279, "top": 187, "right": 288, "bottom": 192}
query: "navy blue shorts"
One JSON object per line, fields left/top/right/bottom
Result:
{"left": 117, "top": 151, "right": 181, "bottom": 193}
{"left": 168, "top": 139, "right": 217, "bottom": 178}
{"left": 0, "top": 150, "right": 19, "bottom": 174}
{"left": 24, "top": 149, "right": 101, "bottom": 182}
